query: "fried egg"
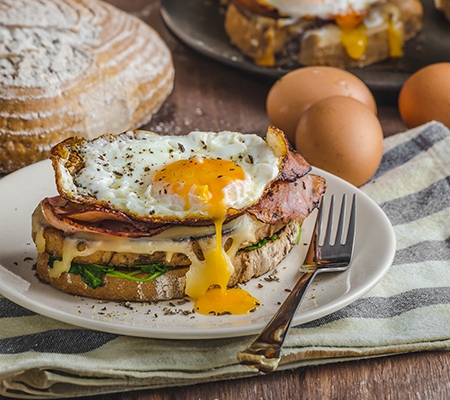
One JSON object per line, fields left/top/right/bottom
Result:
{"left": 259, "top": 0, "right": 382, "bottom": 19}
{"left": 52, "top": 129, "right": 287, "bottom": 221}
{"left": 51, "top": 128, "right": 289, "bottom": 315}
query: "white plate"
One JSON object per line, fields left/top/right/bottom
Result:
{"left": 0, "top": 160, "right": 395, "bottom": 339}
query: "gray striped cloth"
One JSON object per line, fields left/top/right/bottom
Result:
{"left": 1, "top": 121, "right": 449, "bottom": 399}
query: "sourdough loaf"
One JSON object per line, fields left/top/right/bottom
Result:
{"left": 0, "top": 0, "right": 174, "bottom": 174}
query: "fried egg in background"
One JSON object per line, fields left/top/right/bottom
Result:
{"left": 256, "top": 0, "right": 382, "bottom": 19}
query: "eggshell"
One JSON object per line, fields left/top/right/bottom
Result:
{"left": 398, "top": 63, "right": 450, "bottom": 129}
{"left": 266, "top": 66, "right": 377, "bottom": 144}
{"left": 295, "top": 96, "right": 383, "bottom": 187}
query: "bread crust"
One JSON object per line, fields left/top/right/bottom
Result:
{"left": 0, "top": 0, "right": 174, "bottom": 174}
{"left": 35, "top": 220, "right": 300, "bottom": 302}
{"left": 435, "top": 0, "right": 450, "bottom": 21}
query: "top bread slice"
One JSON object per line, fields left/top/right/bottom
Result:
{"left": 0, "top": 0, "right": 174, "bottom": 174}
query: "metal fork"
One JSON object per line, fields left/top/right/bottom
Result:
{"left": 237, "top": 193, "right": 357, "bottom": 374}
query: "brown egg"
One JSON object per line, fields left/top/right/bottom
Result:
{"left": 398, "top": 63, "right": 450, "bottom": 129}
{"left": 295, "top": 96, "right": 383, "bottom": 187}
{"left": 266, "top": 66, "right": 377, "bottom": 144}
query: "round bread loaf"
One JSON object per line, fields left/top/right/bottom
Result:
{"left": 0, "top": 0, "right": 174, "bottom": 174}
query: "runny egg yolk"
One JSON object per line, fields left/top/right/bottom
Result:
{"left": 335, "top": 11, "right": 368, "bottom": 60}
{"left": 152, "top": 157, "right": 260, "bottom": 315}
{"left": 340, "top": 25, "right": 368, "bottom": 60}
{"left": 387, "top": 19, "right": 403, "bottom": 58}
{"left": 337, "top": 10, "right": 403, "bottom": 60}
{"left": 334, "top": 10, "right": 367, "bottom": 30}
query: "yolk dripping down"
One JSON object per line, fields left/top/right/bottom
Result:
{"left": 335, "top": 10, "right": 368, "bottom": 60}
{"left": 152, "top": 157, "right": 260, "bottom": 315}
{"left": 336, "top": 10, "right": 404, "bottom": 60}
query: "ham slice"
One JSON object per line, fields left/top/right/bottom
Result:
{"left": 247, "top": 174, "right": 326, "bottom": 223}
{"left": 41, "top": 172, "right": 325, "bottom": 237}
{"left": 41, "top": 197, "right": 167, "bottom": 237}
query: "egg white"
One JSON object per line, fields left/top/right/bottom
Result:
{"left": 57, "top": 130, "right": 283, "bottom": 220}
{"left": 264, "top": 0, "right": 382, "bottom": 19}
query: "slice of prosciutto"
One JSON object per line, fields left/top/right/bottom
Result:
{"left": 40, "top": 170, "right": 325, "bottom": 238}
{"left": 40, "top": 197, "right": 167, "bottom": 237}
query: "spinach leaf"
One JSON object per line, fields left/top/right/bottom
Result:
{"left": 105, "top": 264, "right": 169, "bottom": 282}
{"left": 48, "top": 256, "right": 169, "bottom": 290}
{"left": 69, "top": 263, "right": 110, "bottom": 289}
{"left": 239, "top": 232, "right": 280, "bottom": 253}
{"left": 296, "top": 223, "right": 303, "bottom": 245}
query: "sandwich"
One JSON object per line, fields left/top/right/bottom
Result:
{"left": 31, "top": 127, "right": 326, "bottom": 315}
{"left": 435, "top": 0, "right": 450, "bottom": 21}
{"left": 223, "top": 0, "right": 423, "bottom": 68}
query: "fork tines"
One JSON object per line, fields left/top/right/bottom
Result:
{"left": 318, "top": 193, "right": 356, "bottom": 264}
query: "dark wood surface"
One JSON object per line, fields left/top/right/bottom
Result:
{"left": 112, "top": 0, "right": 409, "bottom": 140}
{"left": 2, "top": 1, "right": 448, "bottom": 399}
{"left": 75, "top": 351, "right": 450, "bottom": 400}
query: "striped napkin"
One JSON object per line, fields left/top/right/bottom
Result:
{"left": 1, "top": 121, "right": 449, "bottom": 399}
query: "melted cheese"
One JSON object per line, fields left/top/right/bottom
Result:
{"left": 34, "top": 208, "right": 264, "bottom": 296}
{"left": 338, "top": 3, "right": 404, "bottom": 60}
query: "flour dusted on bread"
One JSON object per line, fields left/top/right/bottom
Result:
{"left": 0, "top": 0, "right": 174, "bottom": 174}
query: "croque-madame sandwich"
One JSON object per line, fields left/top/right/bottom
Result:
{"left": 31, "top": 127, "right": 325, "bottom": 315}
{"left": 435, "top": 0, "right": 450, "bottom": 21}
{"left": 223, "top": 0, "right": 423, "bottom": 68}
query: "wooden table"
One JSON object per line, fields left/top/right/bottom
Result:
{"left": 112, "top": 0, "right": 409, "bottom": 140}
{"left": 2, "top": 1, "right": 448, "bottom": 399}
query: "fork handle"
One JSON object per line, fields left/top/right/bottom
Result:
{"left": 237, "top": 269, "right": 317, "bottom": 374}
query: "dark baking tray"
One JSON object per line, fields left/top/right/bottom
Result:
{"left": 160, "top": 0, "right": 450, "bottom": 90}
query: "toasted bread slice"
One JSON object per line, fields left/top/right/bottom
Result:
{"left": 435, "top": 0, "right": 450, "bottom": 21}
{"left": 34, "top": 218, "right": 300, "bottom": 302}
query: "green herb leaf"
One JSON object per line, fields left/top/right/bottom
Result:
{"left": 69, "top": 263, "right": 108, "bottom": 289}
{"left": 105, "top": 264, "right": 169, "bottom": 283}
{"left": 296, "top": 223, "right": 303, "bottom": 245}
{"left": 239, "top": 232, "right": 280, "bottom": 253}
{"left": 48, "top": 256, "right": 170, "bottom": 290}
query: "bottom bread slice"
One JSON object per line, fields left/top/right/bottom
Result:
{"left": 35, "top": 220, "right": 301, "bottom": 302}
